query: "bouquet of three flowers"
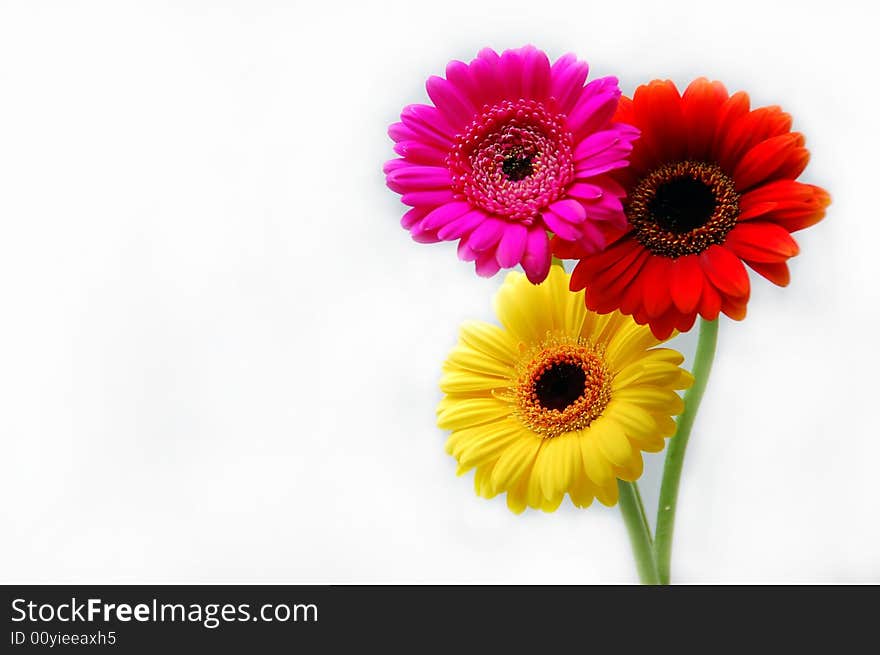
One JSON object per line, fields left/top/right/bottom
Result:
{"left": 384, "top": 46, "right": 828, "bottom": 583}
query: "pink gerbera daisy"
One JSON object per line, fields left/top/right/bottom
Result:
{"left": 384, "top": 46, "right": 639, "bottom": 283}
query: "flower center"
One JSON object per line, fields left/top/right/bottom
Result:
{"left": 512, "top": 337, "right": 611, "bottom": 438}
{"left": 501, "top": 153, "right": 534, "bottom": 182}
{"left": 447, "top": 99, "right": 574, "bottom": 223}
{"left": 534, "top": 361, "right": 585, "bottom": 411}
{"left": 627, "top": 161, "right": 740, "bottom": 257}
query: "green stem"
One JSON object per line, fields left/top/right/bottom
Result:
{"left": 653, "top": 317, "right": 719, "bottom": 584}
{"left": 551, "top": 255, "right": 565, "bottom": 269}
{"left": 617, "top": 480, "right": 659, "bottom": 584}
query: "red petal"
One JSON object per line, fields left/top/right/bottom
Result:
{"left": 587, "top": 249, "right": 651, "bottom": 314}
{"left": 632, "top": 80, "right": 687, "bottom": 165}
{"left": 716, "top": 105, "right": 792, "bottom": 173}
{"left": 739, "top": 181, "right": 830, "bottom": 232}
{"left": 700, "top": 245, "right": 750, "bottom": 298}
{"left": 619, "top": 259, "right": 648, "bottom": 316}
{"left": 640, "top": 255, "right": 674, "bottom": 319}
{"left": 710, "top": 91, "right": 750, "bottom": 163}
{"left": 647, "top": 310, "right": 678, "bottom": 340}
{"left": 745, "top": 260, "right": 791, "bottom": 287}
{"left": 724, "top": 222, "right": 800, "bottom": 263}
{"left": 733, "top": 133, "right": 808, "bottom": 191}
{"left": 675, "top": 311, "right": 697, "bottom": 333}
{"left": 669, "top": 255, "right": 704, "bottom": 314}
{"left": 721, "top": 295, "right": 748, "bottom": 321}
{"left": 698, "top": 274, "right": 722, "bottom": 320}
{"left": 681, "top": 78, "right": 728, "bottom": 160}
{"left": 569, "top": 236, "right": 640, "bottom": 290}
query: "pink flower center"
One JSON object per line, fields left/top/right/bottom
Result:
{"left": 447, "top": 99, "right": 575, "bottom": 223}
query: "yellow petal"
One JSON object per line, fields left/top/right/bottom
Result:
{"left": 538, "top": 433, "right": 579, "bottom": 500}
{"left": 592, "top": 417, "right": 633, "bottom": 467}
{"left": 579, "top": 431, "right": 614, "bottom": 486}
{"left": 640, "top": 347, "right": 685, "bottom": 366}
{"left": 676, "top": 370, "right": 695, "bottom": 390}
{"left": 612, "top": 361, "right": 690, "bottom": 391}
{"left": 585, "top": 310, "right": 630, "bottom": 345}
{"left": 445, "top": 344, "right": 515, "bottom": 379}
{"left": 490, "top": 432, "right": 541, "bottom": 491}
{"left": 525, "top": 453, "right": 546, "bottom": 509}
{"left": 614, "top": 452, "right": 644, "bottom": 482}
{"left": 439, "top": 370, "right": 506, "bottom": 394}
{"left": 595, "top": 481, "right": 620, "bottom": 507}
{"left": 437, "top": 397, "right": 511, "bottom": 430}
{"left": 549, "top": 269, "right": 587, "bottom": 336}
{"left": 604, "top": 323, "right": 663, "bottom": 370}
{"left": 652, "top": 413, "right": 678, "bottom": 437}
{"left": 456, "top": 421, "right": 524, "bottom": 469}
{"left": 603, "top": 399, "right": 658, "bottom": 438}
{"left": 568, "top": 475, "right": 596, "bottom": 509}
{"left": 613, "top": 388, "right": 685, "bottom": 414}
{"left": 458, "top": 320, "right": 519, "bottom": 363}
{"left": 493, "top": 272, "right": 554, "bottom": 341}
{"left": 632, "top": 434, "right": 666, "bottom": 452}
{"left": 540, "top": 493, "right": 564, "bottom": 513}
{"left": 474, "top": 463, "right": 498, "bottom": 499}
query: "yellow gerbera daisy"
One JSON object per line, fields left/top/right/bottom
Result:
{"left": 438, "top": 266, "right": 694, "bottom": 513}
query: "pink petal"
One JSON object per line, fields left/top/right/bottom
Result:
{"left": 400, "top": 189, "right": 456, "bottom": 208}
{"left": 437, "top": 209, "right": 485, "bottom": 241}
{"left": 577, "top": 222, "right": 606, "bottom": 254}
{"left": 466, "top": 217, "right": 505, "bottom": 251}
{"left": 383, "top": 158, "right": 409, "bottom": 175}
{"left": 393, "top": 140, "right": 448, "bottom": 165}
{"left": 410, "top": 221, "right": 441, "bottom": 243}
{"left": 542, "top": 209, "right": 582, "bottom": 241}
{"left": 495, "top": 223, "right": 528, "bottom": 268}
{"left": 419, "top": 201, "right": 473, "bottom": 231}
{"left": 386, "top": 165, "right": 451, "bottom": 193}
{"left": 566, "top": 182, "right": 605, "bottom": 200}
{"left": 520, "top": 45, "right": 551, "bottom": 100}
{"left": 476, "top": 47, "right": 501, "bottom": 65}
{"left": 401, "top": 207, "right": 428, "bottom": 230}
{"left": 467, "top": 55, "right": 504, "bottom": 108}
{"left": 521, "top": 228, "right": 551, "bottom": 283}
{"left": 567, "top": 77, "right": 621, "bottom": 137}
{"left": 580, "top": 193, "right": 625, "bottom": 224}
{"left": 400, "top": 104, "right": 455, "bottom": 147}
{"left": 426, "top": 75, "right": 477, "bottom": 129}
{"left": 548, "top": 198, "right": 587, "bottom": 224}
{"left": 550, "top": 54, "right": 589, "bottom": 114}
{"left": 387, "top": 122, "right": 417, "bottom": 144}
{"left": 499, "top": 49, "right": 523, "bottom": 98}
{"left": 574, "top": 128, "right": 632, "bottom": 161}
{"left": 457, "top": 238, "right": 478, "bottom": 262}
{"left": 445, "top": 59, "right": 482, "bottom": 108}
{"left": 574, "top": 159, "right": 630, "bottom": 179}
{"left": 475, "top": 251, "right": 501, "bottom": 277}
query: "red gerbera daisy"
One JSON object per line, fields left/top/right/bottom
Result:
{"left": 558, "top": 78, "right": 830, "bottom": 338}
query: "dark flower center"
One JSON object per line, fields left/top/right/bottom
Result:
{"left": 502, "top": 154, "right": 534, "bottom": 181}
{"left": 627, "top": 160, "right": 740, "bottom": 257}
{"left": 534, "top": 362, "right": 586, "bottom": 411}
{"left": 447, "top": 99, "right": 575, "bottom": 222}
{"left": 648, "top": 177, "right": 717, "bottom": 234}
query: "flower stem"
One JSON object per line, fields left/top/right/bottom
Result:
{"left": 617, "top": 480, "right": 659, "bottom": 584}
{"left": 653, "top": 317, "right": 719, "bottom": 584}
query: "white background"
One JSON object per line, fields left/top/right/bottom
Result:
{"left": 0, "top": 0, "right": 877, "bottom": 583}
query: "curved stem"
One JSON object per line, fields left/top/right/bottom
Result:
{"left": 617, "top": 480, "right": 659, "bottom": 584}
{"left": 653, "top": 317, "right": 719, "bottom": 584}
